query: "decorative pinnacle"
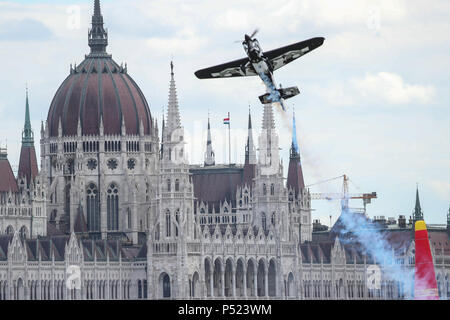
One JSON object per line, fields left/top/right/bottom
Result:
{"left": 94, "top": 0, "right": 101, "bottom": 16}
{"left": 22, "top": 86, "right": 34, "bottom": 146}
{"left": 88, "top": 0, "right": 108, "bottom": 55}
{"left": 414, "top": 186, "right": 424, "bottom": 221}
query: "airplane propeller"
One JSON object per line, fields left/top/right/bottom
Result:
{"left": 249, "top": 28, "right": 259, "bottom": 39}
{"left": 233, "top": 29, "right": 260, "bottom": 43}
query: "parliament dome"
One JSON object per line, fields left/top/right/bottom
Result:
{"left": 46, "top": 0, "right": 152, "bottom": 137}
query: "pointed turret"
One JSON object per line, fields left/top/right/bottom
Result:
{"left": 413, "top": 186, "right": 424, "bottom": 222}
{"left": 204, "top": 117, "right": 215, "bottom": 166}
{"left": 99, "top": 114, "right": 104, "bottom": 136}
{"left": 77, "top": 114, "right": 82, "bottom": 136}
{"left": 88, "top": 0, "right": 109, "bottom": 55}
{"left": 22, "top": 88, "right": 34, "bottom": 146}
{"left": 290, "top": 110, "right": 300, "bottom": 159}
{"left": 287, "top": 111, "right": 305, "bottom": 196}
{"left": 166, "top": 61, "right": 181, "bottom": 134}
{"left": 245, "top": 108, "right": 256, "bottom": 165}
{"left": 18, "top": 89, "right": 39, "bottom": 185}
{"left": 243, "top": 109, "right": 256, "bottom": 185}
{"left": 258, "top": 103, "right": 279, "bottom": 170}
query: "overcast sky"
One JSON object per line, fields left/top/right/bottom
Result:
{"left": 0, "top": 0, "right": 448, "bottom": 226}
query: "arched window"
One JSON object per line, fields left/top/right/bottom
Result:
{"left": 6, "top": 225, "right": 14, "bottom": 235}
{"left": 271, "top": 212, "right": 276, "bottom": 226}
{"left": 107, "top": 183, "right": 119, "bottom": 231}
{"left": 127, "top": 208, "right": 132, "bottom": 229}
{"left": 143, "top": 280, "right": 148, "bottom": 299}
{"left": 86, "top": 183, "right": 100, "bottom": 232}
{"left": 263, "top": 184, "right": 267, "bottom": 196}
{"left": 165, "top": 210, "right": 171, "bottom": 237}
{"left": 167, "top": 179, "right": 171, "bottom": 192}
{"left": 163, "top": 274, "right": 171, "bottom": 298}
{"left": 19, "top": 226, "right": 28, "bottom": 239}
{"left": 270, "top": 184, "right": 275, "bottom": 195}
{"left": 175, "top": 209, "right": 180, "bottom": 237}
{"left": 155, "top": 224, "right": 160, "bottom": 241}
{"left": 261, "top": 213, "right": 267, "bottom": 232}
{"left": 138, "top": 280, "right": 142, "bottom": 299}
{"left": 175, "top": 179, "right": 180, "bottom": 192}
{"left": 65, "top": 183, "right": 71, "bottom": 224}
{"left": 50, "top": 209, "right": 57, "bottom": 222}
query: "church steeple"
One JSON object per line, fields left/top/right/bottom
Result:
{"left": 413, "top": 186, "right": 424, "bottom": 222}
{"left": 88, "top": 0, "right": 109, "bottom": 55}
{"left": 22, "top": 87, "right": 34, "bottom": 146}
{"left": 204, "top": 116, "right": 215, "bottom": 166}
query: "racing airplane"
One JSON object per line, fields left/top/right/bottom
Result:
{"left": 194, "top": 30, "right": 325, "bottom": 111}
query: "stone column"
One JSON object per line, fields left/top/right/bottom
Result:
{"left": 210, "top": 270, "right": 214, "bottom": 298}
{"left": 243, "top": 268, "right": 247, "bottom": 298}
{"left": 264, "top": 267, "right": 269, "bottom": 298}
{"left": 232, "top": 271, "right": 236, "bottom": 298}
{"left": 253, "top": 269, "right": 257, "bottom": 297}
{"left": 221, "top": 270, "right": 225, "bottom": 297}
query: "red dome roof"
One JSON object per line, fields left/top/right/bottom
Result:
{"left": 46, "top": 1, "right": 152, "bottom": 137}
{"left": 47, "top": 57, "right": 152, "bottom": 137}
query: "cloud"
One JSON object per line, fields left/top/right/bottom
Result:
{"left": 353, "top": 72, "right": 436, "bottom": 104}
{"left": 145, "top": 35, "right": 208, "bottom": 56}
{"left": 317, "top": 72, "right": 436, "bottom": 106}
{"left": 428, "top": 180, "right": 450, "bottom": 201}
{"left": 0, "top": 18, "right": 53, "bottom": 41}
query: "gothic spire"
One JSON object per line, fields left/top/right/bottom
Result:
{"left": 261, "top": 103, "right": 275, "bottom": 131}
{"left": 290, "top": 110, "right": 300, "bottom": 160}
{"left": 22, "top": 87, "right": 34, "bottom": 146}
{"left": 166, "top": 61, "right": 181, "bottom": 133}
{"left": 413, "top": 186, "right": 424, "bottom": 221}
{"left": 18, "top": 87, "right": 38, "bottom": 185}
{"left": 287, "top": 109, "right": 305, "bottom": 195}
{"left": 245, "top": 108, "right": 256, "bottom": 165}
{"left": 88, "top": 0, "right": 108, "bottom": 55}
{"left": 204, "top": 116, "right": 215, "bottom": 166}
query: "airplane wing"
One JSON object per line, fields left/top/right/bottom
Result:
{"left": 194, "top": 57, "right": 257, "bottom": 79}
{"left": 264, "top": 37, "right": 325, "bottom": 71}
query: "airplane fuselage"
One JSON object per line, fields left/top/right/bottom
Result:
{"left": 243, "top": 37, "right": 284, "bottom": 108}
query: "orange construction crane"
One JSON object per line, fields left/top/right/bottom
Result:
{"left": 307, "top": 175, "right": 377, "bottom": 213}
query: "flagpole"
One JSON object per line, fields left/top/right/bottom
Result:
{"left": 228, "top": 112, "right": 231, "bottom": 166}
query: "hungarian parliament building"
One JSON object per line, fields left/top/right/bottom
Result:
{"left": 0, "top": 1, "right": 448, "bottom": 300}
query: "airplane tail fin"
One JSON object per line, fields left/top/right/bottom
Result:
{"left": 414, "top": 220, "right": 439, "bottom": 300}
{"left": 258, "top": 86, "right": 300, "bottom": 107}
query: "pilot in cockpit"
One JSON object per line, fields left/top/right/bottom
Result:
{"left": 243, "top": 42, "right": 249, "bottom": 54}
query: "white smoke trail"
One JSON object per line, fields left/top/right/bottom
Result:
{"left": 338, "top": 208, "right": 414, "bottom": 299}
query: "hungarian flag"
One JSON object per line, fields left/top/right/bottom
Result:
{"left": 223, "top": 117, "right": 230, "bottom": 125}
